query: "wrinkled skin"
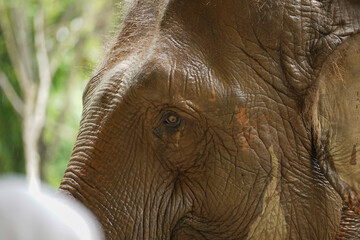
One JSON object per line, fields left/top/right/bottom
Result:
{"left": 59, "top": 0, "right": 360, "bottom": 239}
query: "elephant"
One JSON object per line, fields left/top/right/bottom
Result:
{"left": 59, "top": 0, "right": 360, "bottom": 239}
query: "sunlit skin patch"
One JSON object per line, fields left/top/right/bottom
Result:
{"left": 234, "top": 106, "right": 258, "bottom": 149}
{"left": 174, "top": 130, "right": 181, "bottom": 148}
{"left": 246, "top": 145, "right": 287, "bottom": 239}
{"left": 209, "top": 89, "right": 216, "bottom": 102}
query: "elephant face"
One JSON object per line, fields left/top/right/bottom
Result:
{"left": 60, "top": 0, "right": 360, "bottom": 239}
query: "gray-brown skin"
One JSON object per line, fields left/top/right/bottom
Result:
{"left": 59, "top": 0, "right": 360, "bottom": 239}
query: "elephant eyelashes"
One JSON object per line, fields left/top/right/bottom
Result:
{"left": 163, "top": 111, "right": 181, "bottom": 127}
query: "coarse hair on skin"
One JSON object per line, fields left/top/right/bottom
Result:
{"left": 83, "top": 0, "right": 172, "bottom": 104}
{"left": 91, "top": 0, "right": 171, "bottom": 78}
{"left": 89, "top": 0, "right": 134, "bottom": 76}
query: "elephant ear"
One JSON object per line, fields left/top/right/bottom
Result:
{"left": 281, "top": 0, "right": 360, "bottom": 95}
{"left": 313, "top": 0, "right": 360, "bottom": 67}
{"left": 308, "top": 0, "right": 360, "bottom": 195}
{"left": 308, "top": 1, "right": 360, "bottom": 236}
{"left": 312, "top": 31, "right": 360, "bottom": 238}
{"left": 314, "top": 33, "right": 360, "bottom": 196}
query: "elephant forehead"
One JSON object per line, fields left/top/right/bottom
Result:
{"left": 84, "top": 44, "right": 251, "bottom": 116}
{"left": 84, "top": 0, "right": 291, "bottom": 113}
{"left": 84, "top": 49, "right": 155, "bottom": 108}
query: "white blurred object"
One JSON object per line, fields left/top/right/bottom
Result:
{"left": 0, "top": 176, "right": 104, "bottom": 240}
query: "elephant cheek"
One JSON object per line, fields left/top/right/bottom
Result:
{"left": 60, "top": 131, "right": 192, "bottom": 239}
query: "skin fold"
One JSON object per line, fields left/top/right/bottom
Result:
{"left": 59, "top": 0, "right": 360, "bottom": 239}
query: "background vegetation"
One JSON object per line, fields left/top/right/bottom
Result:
{"left": 0, "top": 0, "right": 124, "bottom": 187}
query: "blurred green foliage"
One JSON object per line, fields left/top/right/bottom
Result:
{"left": 0, "top": 27, "right": 25, "bottom": 173}
{"left": 0, "top": 0, "right": 124, "bottom": 186}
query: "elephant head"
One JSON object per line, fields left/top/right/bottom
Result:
{"left": 59, "top": 0, "right": 360, "bottom": 239}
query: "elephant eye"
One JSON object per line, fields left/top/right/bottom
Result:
{"left": 163, "top": 111, "right": 181, "bottom": 127}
